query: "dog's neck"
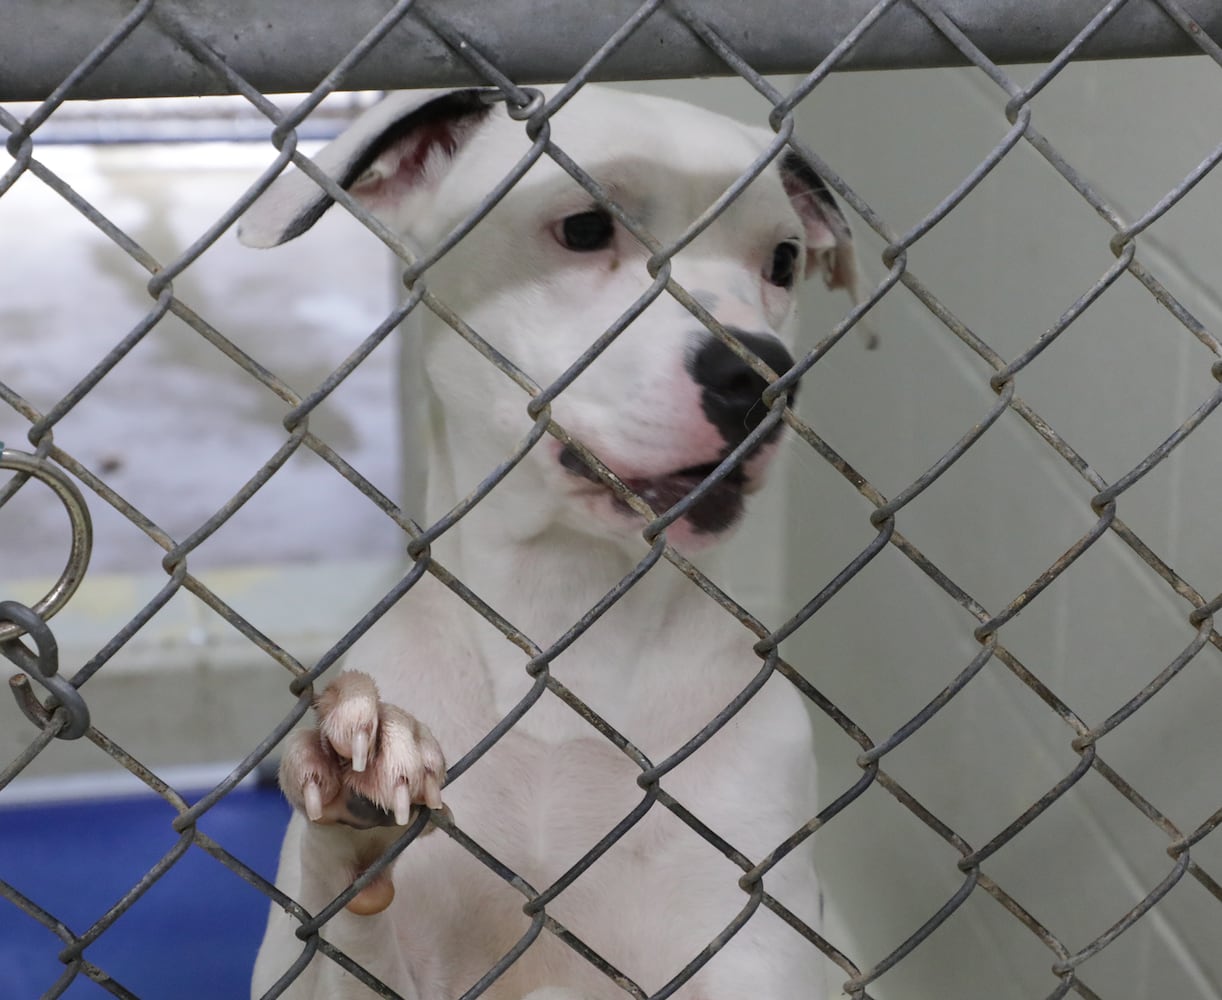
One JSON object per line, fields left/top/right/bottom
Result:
{"left": 418, "top": 428, "right": 721, "bottom": 671}
{"left": 430, "top": 480, "right": 709, "bottom": 638}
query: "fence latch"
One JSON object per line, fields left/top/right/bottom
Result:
{"left": 1, "top": 601, "right": 92, "bottom": 739}
{"left": 1, "top": 443, "right": 94, "bottom": 739}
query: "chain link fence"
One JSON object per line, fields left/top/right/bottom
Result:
{"left": 3, "top": 1, "right": 1222, "bottom": 998}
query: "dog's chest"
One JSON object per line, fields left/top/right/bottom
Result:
{"left": 446, "top": 732, "right": 764, "bottom": 977}
{"left": 456, "top": 733, "right": 657, "bottom": 865}
{"left": 450, "top": 677, "right": 805, "bottom": 877}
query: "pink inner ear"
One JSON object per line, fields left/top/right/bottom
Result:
{"left": 797, "top": 209, "right": 854, "bottom": 292}
{"left": 781, "top": 168, "right": 857, "bottom": 292}
{"left": 349, "top": 119, "right": 466, "bottom": 210}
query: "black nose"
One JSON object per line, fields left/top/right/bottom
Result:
{"left": 688, "top": 331, "right": 798, "bottom": 447}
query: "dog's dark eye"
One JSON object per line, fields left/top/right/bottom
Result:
{"left": 559, "top": 209, "right": 615, "bottom": 252}
{"left": 767, "top": 242, "right": 800, "bottom": 288}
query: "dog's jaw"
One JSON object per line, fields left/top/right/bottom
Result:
{"left": 557, "top": 442, "right": 774, "bottom": 544}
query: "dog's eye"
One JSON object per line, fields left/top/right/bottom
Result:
{"left": 559, "top": 210, "right": 615, "bottom": 252}
{"left": 767, "top": 242, "right": 801, "bottom": 289}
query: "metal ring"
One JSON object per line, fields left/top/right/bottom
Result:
{"left": 0, "top": 445, "right": 93, "bottom": 642}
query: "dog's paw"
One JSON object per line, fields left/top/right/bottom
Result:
{"left": 281, "top": 671, "right": 445, "bottom": 830}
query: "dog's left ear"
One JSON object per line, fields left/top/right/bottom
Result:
{"left": 239, "top": 89, "right": 496, "bottom": 248}
{"left": 779, "top": 151, "right": 860, "bottom": 297}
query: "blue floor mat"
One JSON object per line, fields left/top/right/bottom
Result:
{"left": 0, "top": 781, "right": 290, "bottom": 999}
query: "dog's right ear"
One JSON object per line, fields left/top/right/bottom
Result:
{"left": 779, "top": 150, "right": 877, "bottom": 348}
{"left": 238, "top": 89, "right": 496, "bottom": 248}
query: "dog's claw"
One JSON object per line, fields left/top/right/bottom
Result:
{"left": 351, "top": 729, "right": 370, "bottom": 773}
{"left": 393, "top": 784, "right": 412, "bottom": 826}
{"left": 423, "top": 775, "right": 443, "bottom": 812}
{"left": 285, "top": 672, "right": 445, "bottom": 834}
{"left": 304, "top": 780, "right": 324, "bottom": 822}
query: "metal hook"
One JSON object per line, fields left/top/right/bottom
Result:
{"left": 0, "top": 444, "right": 93, "bottom": 642}
{"left": 1, "top": 601, "right": 91, "bottom": 739}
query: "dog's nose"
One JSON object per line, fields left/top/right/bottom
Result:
{"left": 689, "top": 331, "right": 798, "bottom": 446}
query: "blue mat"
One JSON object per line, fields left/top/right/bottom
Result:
{"left": 0, "top": 782, "right": 290, "bottom": 999}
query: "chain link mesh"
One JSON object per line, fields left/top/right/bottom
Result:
{"left": 3, "top": 2, "right": 1222, "bottom": 998}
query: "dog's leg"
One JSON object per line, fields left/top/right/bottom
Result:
{"left": 280, "top": 671, "right": 446, "bottom": 914}
{"left": 252, "top": 672, "right": 445, "bottom": 997}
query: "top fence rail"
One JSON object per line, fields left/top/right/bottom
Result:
{"left": 2, "top": 0, "right": 1219, "bottom": 102}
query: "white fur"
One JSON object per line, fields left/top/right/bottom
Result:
{"left": 244, "top": 86, "right": 854, "bottom": 1000}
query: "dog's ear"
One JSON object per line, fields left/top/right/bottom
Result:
{"left": 239, "top": 89, "right": 496, "bottom": 248}
{"left": 779, "top": 151, "right": 860, "bottom": 296}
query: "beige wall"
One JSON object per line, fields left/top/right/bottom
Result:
{"left": 785, "top": 59, "right": 1222, "bottom": 998}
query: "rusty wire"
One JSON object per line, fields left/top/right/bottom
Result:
{"left": 2, "top": 2, "right": 1222, "bottom": 999}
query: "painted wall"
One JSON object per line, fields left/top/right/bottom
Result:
{"left": 785, "top": 58, "right": 1222, "bottom": 998}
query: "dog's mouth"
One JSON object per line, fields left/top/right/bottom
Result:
{"left": 559, "top": 446, "right": 748, "bottom": 535}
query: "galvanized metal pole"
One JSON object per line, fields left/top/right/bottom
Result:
{"left": 0, "top": 0, "right": 1218, "bottom": 102}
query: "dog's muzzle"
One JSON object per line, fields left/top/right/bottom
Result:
{"left": 560, "top": 447, "right": 750, "bottom": 535}
{"left": 560, "top": 330, "right": 798, "bottom": 536}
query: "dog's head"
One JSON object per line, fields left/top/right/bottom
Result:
{"left": 241, "top": 87, "right": 860, "bottom": 551}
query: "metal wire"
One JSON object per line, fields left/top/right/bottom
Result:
{"left": 2, "top": 2, "right": 1222, "bottom": 999}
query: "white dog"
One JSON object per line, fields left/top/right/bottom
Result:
{"left": 240, "top": 85, "right": 859, "bottom": 1000}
